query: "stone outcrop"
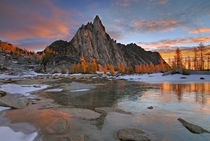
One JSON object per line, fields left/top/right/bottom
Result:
{"left": 178, "top": 118, "right": 210, "bottom": 134}
{"left": 0, "top": 93, "right": 29, "bottom": 109}
{"left": 56, "top": 108, "right": 101, "bottom": 120}
{"left": 117, "top": 128, "right": 150, "bottom": 141}
{"left": 44, "top": 16, "right": 166, "bottom": 69}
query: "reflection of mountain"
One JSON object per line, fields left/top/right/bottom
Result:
{"left": 160, "top": 82, "right": 210, "bottom": 104}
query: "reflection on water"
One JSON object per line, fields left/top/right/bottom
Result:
{"left": 160, "top": 82, "right": 210, "bottom": 104}
{"left": 0, "top": 80, "right": 209, "bottom": 141}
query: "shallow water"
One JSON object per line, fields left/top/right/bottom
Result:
{"left": 0, "top": 80, "right": 209, "bottom": 141}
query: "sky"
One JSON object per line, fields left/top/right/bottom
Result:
{"left": 0, "top": 0, "right": 209, "bottom": 51}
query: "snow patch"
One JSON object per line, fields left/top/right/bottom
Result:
{"left": 46, "top": 89, "right": 63, "bottom": 92}
{"left": 71, "top": 89, "right": 90, "bottom": 92}
{"left": 0, "top": 126, "right": 37, "bottom": 141}
{"left": 0, "top": 84, "right": 48, "bottom": 97}
{"left": 116, "top": 73, "right": 210, "bottom": 83}
{"left": 0, "top": 106, "right": 10, "bottom": 111}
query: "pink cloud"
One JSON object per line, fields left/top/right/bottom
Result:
{"left": 0, "top": 0, "right": 80, "bottom": 40}
{"left": 189, "top": 28, "right": 210, "bottom": 34}
{"left": 139, "top": 37, "right": 210, "bottom": 50}
{"left": 159, "top": 0, "right": 168, "bottom": 5}
{"left": 131, "top": 18, "right": 182, "bottom": 32}
{"left": 115, "top": 0, "right": 139, "bottom": 7}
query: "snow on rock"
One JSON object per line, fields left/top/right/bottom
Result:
{"left": 71, "top": 89, "right": 90, "bottom": 92}
{"left": 0, "top": 84, "right": 48, "bottom": 97}
{"left": 0, "top": 106, "right": 10, "bottom": 111}
{"left": 46, "top": 89, "right": 63, "bottom": 92}
{"left": 0, "top": 74, "right": 19, "bottom": 79}
{"left": 0, "top": 126, "right": 38, "bottom": 141}
{"left": 116, "top": 73, "right": 210, "bottom": 83}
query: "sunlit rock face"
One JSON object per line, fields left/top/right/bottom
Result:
{"left": 45, "top": 16, "right": 164, "bottom": 68}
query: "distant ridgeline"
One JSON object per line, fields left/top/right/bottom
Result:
{"left": 0, "top": 40, "right": 41, "bottom": 61}
{"left": 40, "top": 16, "right": 169, "bottom": 72}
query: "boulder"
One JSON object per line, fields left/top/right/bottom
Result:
{"left": 0, "top": 94, "right": 29, "bottom": 109}
{"left": 56, "top": 108, "right": 101, "bottom": 120}
{"left": 147, "top": 106, "right": 153, "bottom": 109}
{"left": 0, "top": 91, "right": 7, "bottom": 97}
{"left": 117, "top": 128, "right": 150, "bottom": 141}
{"left": 178, "top": 118, "right": 210, "bottom": 134}
{"left": 95, "top": 107, "right": 132, "bottom": 115}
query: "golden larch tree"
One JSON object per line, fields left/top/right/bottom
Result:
{"left": 109, "top": 64, "right": 115, "bottom": 74}
{"left": 120, "top": 63, "right": 125, "bottom": 73}
{"left": 61, "top": 64, "right": 66, "bottom": 74}
{"left": 104, "top": 64, "right": 107, "bottom": 74}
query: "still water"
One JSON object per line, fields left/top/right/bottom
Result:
{"left": 0, "top": 80, "right": 209, "bottom": 141}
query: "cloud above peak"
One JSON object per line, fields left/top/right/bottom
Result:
{"left": 189, "top": 28, "right": 210, "bottom": 34}
{"left": 139, "top": 37, "right": 210, "bottom": 50}
{"left": 0, "top": 0, "right": 79, "bottom": 40}
{"left": 131, "top": 18, "right": 183, "bottom": 33}
{"left": 114, "top": 0, "right": 139, "bottom": 7}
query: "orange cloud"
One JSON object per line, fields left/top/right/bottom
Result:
{"left": 139, "top": 37, "right": 210, "bottom": 50}
{"left": 131, "top": 18, "right": 181, "bottom": 32}
{"left": 115, "top": 0, "right": 139, "bottom": 7}
{"left": 0, "top": 0, "right": 79, "bottom": 40}
{"left": 189, "top": 28, "right": 210, "bottom": 34}
{"left": 159, "top": 0, "right": 168, "bottom": 5}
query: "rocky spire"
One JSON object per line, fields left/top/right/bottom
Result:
{"left": 93, "top": 15, "right": 105, "bottom": 33}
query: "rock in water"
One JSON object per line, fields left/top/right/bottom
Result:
{"left": 117, "top": 128, "right": 150, "bottom": 141}
{"left": 178, "top": 118, "right": 210, "bottom": 134}
{"left": 0, "top": 94, "right": 29, "bottom": 109}
{"left": 43, "top": 15, "right": 167, "bottom": 70}
{"left": 47, "top": 119, "right": 68, "bottom": 134}
{"left": 56, "top": 108, "right": 101, "bottom": 120}
{"left": 147, "top": 106, "right": 153, "bottom": 109}
{"left": 0, "top": 91, "right": 7, "bottom": 97}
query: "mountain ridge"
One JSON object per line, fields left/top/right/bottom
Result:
{"left": 43, "top": 15, "right": 166, "bottom": 69}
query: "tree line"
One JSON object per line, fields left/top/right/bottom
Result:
{"left": 167, "top": 44, "right": 209, "bottom": 71}
{"left": 52, "top": 57, "right": 170, "bottom": 74}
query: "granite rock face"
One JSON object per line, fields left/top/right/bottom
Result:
{"left": 45, "top": 16, "right": 166, "bottom": 69}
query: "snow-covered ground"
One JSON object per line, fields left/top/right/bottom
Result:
{"left": 0, "top": 106, "right": 10, "bottom": 111}
{"left": 0, "top": 127, "right": 37, "bottom": 141}
{"left": 115, "top": 73, "right": 210, "bottom": 83}
{"left": 0, "top": 70, "right": 44, "bottom": 80}
{"left": 0, "top": 70, "right": 209, "bottom": 84}
{"left": 0, "top": 84, "right": 48, "bottom": 97}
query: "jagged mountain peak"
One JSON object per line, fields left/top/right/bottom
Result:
{"left": 93, "top": 15, "right": 106, "bottom": 33}
{"left": 46, "top": 15, "right": 165, "bottom": 69}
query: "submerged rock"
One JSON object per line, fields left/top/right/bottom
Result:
{"left": 147, "top": 106, "right": 153, "bottom": 109}
{"left": 178, "top": 118, "right": 210, "bottom": 134}
{"left": 56, "top": 108, "right": 101, "bottom": 120}
{"left": 47, "top": 119, "right": 68, "bottom": 134}
{"left": 0, "top": 94, "right": 29, "bottom": 109}
{"left": 117, "top": 128, "right": 150, "bottom": 141}
{"left": 95, "top": 107, "right": 132, "bottom": 115}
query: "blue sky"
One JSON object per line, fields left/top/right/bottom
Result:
{"left": 0, "top": 0, "right": 209, "bottom": 51}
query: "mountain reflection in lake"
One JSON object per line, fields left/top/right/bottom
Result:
{"left": 0, "top": 80, "right": 209, "bottom": 141}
